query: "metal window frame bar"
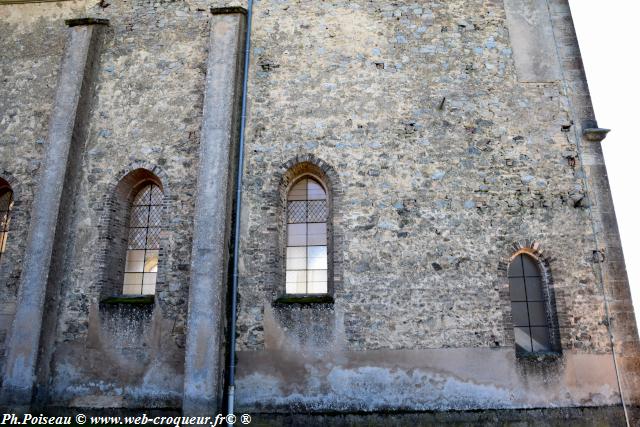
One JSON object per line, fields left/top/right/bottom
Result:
{"left": 124, "top": 184, "right": 161, "bottom": 295}
{"left": 286, "top": 178, "right": 328, "bottom": 294}
{"left": 510, "top": 254, "right": 552, "bottom": 352}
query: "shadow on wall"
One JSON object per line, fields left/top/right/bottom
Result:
{"left": 235, "top": 305, "right": 620, "bottom": 413}
{"left": 48, "top": 302, "right": 183, "bottom": 408}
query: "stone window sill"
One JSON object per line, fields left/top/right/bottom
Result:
{"left": 516, "top": 351, "right": 562, "bottom": 363}
{"left": 0, "top": 0, "right": 73, "bottom": 4}
{"left": 274, "top": 294, "right": 334, "bottom": 305}
{"left": 101, "top": 295, "right": 155, "bottom": 305}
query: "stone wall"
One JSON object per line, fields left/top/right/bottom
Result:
{"left": 0, "top": 0, "right": 636, "bottom": 419}
{"left": 234, "top": 0, "right": 633, "bottom": 413}
{"left": 42, "top": 1, "right": 209, "bottom": 408}
{"left": 0, "top": 0, "right": 240, "bottom": 409}
{"left": 546, "top": 0, "right": 640, "bottom": 412}
{"left": 0, "top": 0, "right": 81, "bottom": 380}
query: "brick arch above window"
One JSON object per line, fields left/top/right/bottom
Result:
{"left": 97, "top": 164, "right": 170, "bottom": 300}
{"left": 112, "top": 161, "right": 171, "bottom": 200}
{"left": 275, "top": 154, "right": 341, "bottom": 196}
{"left": 497, "top": 240, "right": 564, "bottom": 355}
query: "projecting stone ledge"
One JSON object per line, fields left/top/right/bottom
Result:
{"left": 583, "top": 128, "right": 611, "bottom": 142}
{"left": 65, "top": 18, "right": 109, "bottom": 27}
{"left": 210, "top": 7, "right": 247, "bottom": 15}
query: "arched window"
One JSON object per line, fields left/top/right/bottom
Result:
{"left": 123, "top": 183, "right": 163, "bottom": 295}
{"left": 508, "top": 253, "right": 552, "bottom": 353}
{"left": 0, "top": 186, "right": 13, "bottom": 264}
{"left": 286, "top": 176, "right": 328, "bottom": 294}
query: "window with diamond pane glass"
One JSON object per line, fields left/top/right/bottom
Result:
{"left": 286, "top": 177, "right": 328, "bottom": 294}
{"left": 508, "top": 253, "right": 551, "bottom": 353}
{"left": 123, "top": 184, "right": 162, "bottom": 295}
{"left": 0, "top": 189, "right": 13, "bottom": 263}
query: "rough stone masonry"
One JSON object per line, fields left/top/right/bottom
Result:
{"left": 0, "top": 0, "right": 638, "bottom": 424}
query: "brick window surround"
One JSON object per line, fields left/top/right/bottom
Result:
{"left": 498, "top": 240, "right": 563, "bottom": 355}
{"left": 274, "top": 155, "right": 343, "bottom": 300}
{"left": 97, "top": 167, "right": 166, "bottom": 300}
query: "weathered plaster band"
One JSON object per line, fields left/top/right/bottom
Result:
{"left": 0, "top": 20, "right": 106, "bottom": 407}
{"left": 183, "top": 11, "right": 246, "bottom": 416}
{"left": 236, "top": 347, "right": 621, "bottom": 412}
{"left": 236, "top": 304, "right": 621, "bottom": 412}
{"left": 503, "top": 0, "right": 561, "bottom": 82}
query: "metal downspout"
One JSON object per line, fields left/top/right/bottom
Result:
{"left": 227, "top": 0, "right": 253, "bottom": 420}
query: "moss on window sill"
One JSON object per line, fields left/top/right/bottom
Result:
{"left": 516, "top": 351, "right": 562, "bottom": 363}
{"left": 274, "top": 294, "right": 334, "bottom": 305}
{"left": 101, "top": 295, "right": 155, "bottom": 305}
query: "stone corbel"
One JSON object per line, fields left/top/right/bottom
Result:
{"left": 583, "top": 127, "right": 611, "bottom": 142}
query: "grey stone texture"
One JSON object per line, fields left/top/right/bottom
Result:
{"left": 545, "top": 0, "right": 640, "bottom": 412}
{"left": 2, "top": 19, "right": 106, "bottom": 406}
{"left": 234, "top": 0, "right": 640, "bottom": 417}
{"left": 0, "top": 0, "right": 637, "bottom": 423}
{"left": 0, "top": 3, "right": 73, "bottom": 379}
{"left": 1, "top": 0, "right": 211, "bottom": 409}
{"left": 503, "top": 0, "right": 561, "bottom": 82}
{"left": 184, "top": 10, "right": 246, "bottom": 416}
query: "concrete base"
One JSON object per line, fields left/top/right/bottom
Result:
{"left": 248, "top": 407, "right": 627, "bottom": 427}
{"left": 236, "top": 347, "right": 622, "bottom": 413}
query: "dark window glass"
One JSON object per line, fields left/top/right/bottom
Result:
{"left": 531, "top": 327, "right": 552, "bottom": 352}
{"left": 509, "top": 277, "right": 526, "bottom": 301}
{"left": 508, "top": 254, "right": 551, "bottom": 353}
{"left": 528, "top": 302, "right": 548, "bottom": 326}
{"left": 522, "top": 255, "right": 540, "bottom": 277}
{"left": 514, "top": 327, "right": 531, "bottom": 353}
{"left": 511, "top": 302, "right": 530, "bottom": 326}
{"left": 123, "top": 184, "right": 162, "bottom": 295}
{"left": 525, "top": 276, "right": 544, "bottom": 301}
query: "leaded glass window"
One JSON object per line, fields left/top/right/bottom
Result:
{"left": 123, "top": 184, "right": 162, "bottom": 295}
{"left": 509, "top": 254, "right": 551, "bottom": 353}
{"left": 0, "top": 189, "right": 13, "bottom": 263}
{"left": 286, "top": 177, "right": 328, "bottom": 294}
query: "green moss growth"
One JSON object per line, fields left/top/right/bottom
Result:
{"left": 274, "top": 294, "right": 334, "bottom": 305}
{"left": 101, "top": 295, "right": 155, "bottom": 305}
{"left": 64, "top": 18, "right": 110, "bottom": 27}
{"left": 516, "top": 351, "right": 561, "bottom": 363}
